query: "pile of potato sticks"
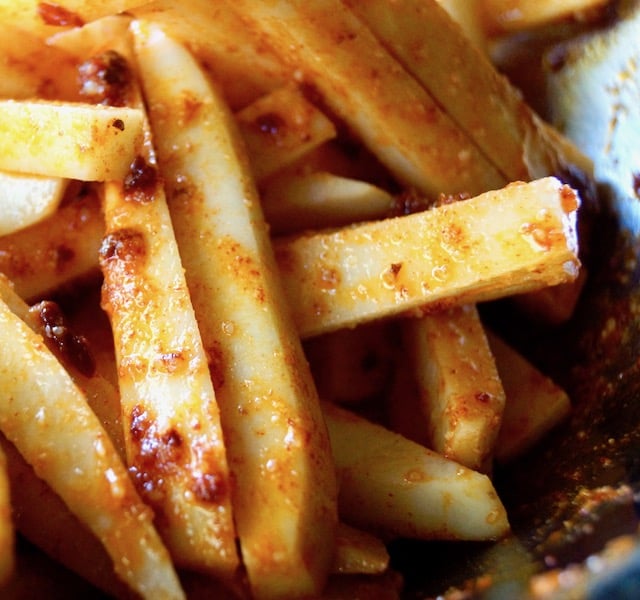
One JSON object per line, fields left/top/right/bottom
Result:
{"left": 0, "top": 0, "right": 602, "bottom": 598}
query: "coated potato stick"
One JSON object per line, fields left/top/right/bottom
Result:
{"left": 222, "top": 0, "right": 505, "bottom": 197}
{"left": 346, "top": 0, "right": 568, "bottom": 182}
{"left": 404, "top": 304, "right": 505, "bottom": 472}
{"left": 0, "top": 100, "right": 144, "bottom": 181}
{"left": 0, "top": 298, "right": 184, "bottom": 600}
{"left": 275, "top": 177, "right": 580, "bottom": 338}
{"left": 323, "top": 401, "right": 510, "bottom": 541}
{"left": 91, "top": 27, "right": 239, "bottom": 583}
{"left": 133, "top": 20, "right": 337, "bottom": 599}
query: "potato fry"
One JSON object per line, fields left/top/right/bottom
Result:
{"left": 323, "top": 401, "right": 510, "bottom": 541}
{"left": 0, "top": 443, "right": 13, "bottom": 588}
{"left": 0, "top": 274, "right": 124, "bottom": 458}
{"left": 275, "top": 177, "right": 580, "bottom": 338}
{"left": 404, "top": 304, "right": 506, "bottom": 472}
{"left": 345, "top": 0, "right": 580, "bottom": 183}
{"left": 0, "top": 172, "right": 67, "bottom": 236}
{"left": 130, "top": 0, "right": 290, "bottom": 109}
{"left": 488, "top": 331, "right": 571, "bottom": 462}
{"left": 223, "top": 0, "right": 505, "bottom": 197}
{"left": 97, "top": 78, "right": 240, "bottom": 593}
{"left": 261, "top": 171, "right": 395, "bottom": 235}
{"left": 0, "top": 435, "right": 134, "bottom": 599}
{"left": 0, "top": 185, "right": 104, "bottom": 301}
{"left": 132, "top": 20, "right": 337, "bottom": 598}
{"left": 0, "top": 297, "right": 184, "bottom": 599}
{"left": 437, "top": 0, "right": 487, "bottom": 51}
{"left": 236, "top": 84, "right": 337, "bottom": 182}
{"left": 0, "top": 100, "right": 144, "bottom": 181}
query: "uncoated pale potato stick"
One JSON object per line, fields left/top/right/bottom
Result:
{"left": 0, "top": 186, "right": 104, "bottom": 302}
{"left": 236, "top": 84, "right": 338, "bottom": 182}
{"left": 0, "top": 443, "right": 13, "bottom": 588}
{"left": 97, "top": 67, "right": 240, "bottom": 587}
{"left": 0, "top": 298, "right": 184, "bottom": 600}
{"left": 275, "top": 177, "right": 581, "bottom": 338}
{"left": 404, "top": 304, "right": 506, "bottom": 473}
{"left": 132, "top": 20, "right": 337, "bottom": 598}
{"left": 0, "top": 100, "right": 144, "bottom": 181}
{"left": 223, "top": 0, "right": 505, "bottom": 197}
{"left": 345, "top": 0, "right": 577, "bottom": 183}
{"left": 322, "top": 401, "right": 510, "bottom": 541}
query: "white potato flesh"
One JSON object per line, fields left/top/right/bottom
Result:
{"left": 130, "top": 0, "right": 289, "bottom": 110}
{"left": 323, "top": 401, "right": 510, "bottom": 540}
{"left": 0, "top": 172, "right": 67, "bottom": 236}
{"left": 405, "top": 304, "right": 505, "bottom": 472}
{"left": 275, "top": 177, "right": 581, "bottom": 338}
{"left": 221, "top": 0, "right": 505, "bottom": 197}
{"left": 0, "top": 435, "right": 135, "bottom": 598}
{"left": 0, "top": 298, "right": 184, "bottom": 600}
{"left": 0, "top": 444, "right": 13, "bottom": 587}
{"left": 133, "top": 20, "right": 337, "bottom": 599}
{"left": 0, "top": 100, "right": 143, "bottom": 181}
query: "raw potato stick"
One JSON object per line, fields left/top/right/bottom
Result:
{"left": 94, "top": 32, "right": 240, "bottom": 583}
{"left": 0, "top": 100, "right": 144, "bottom": 181}
{"left": 346, "top": 0, "right": 568, "bottom": 182}
{"left": 405, "top": 304, "right": 506, "bottom": 472}
{"left": 222, "top": 0, "right": 505, "bottom": 197}
{"left": 0, "top": 172, "right": 67, "bottom": 236}
{"left": 275, "top": 177, "right": 581, "bottom": 338}
{"left": 0, "top": 297, "right": 184, "bottom": 600}
{"left": 132, "top": 21, "right": 337, "bottom": 599}
{"left": 323, "top": 401, "right": 510, "bottom": 541}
